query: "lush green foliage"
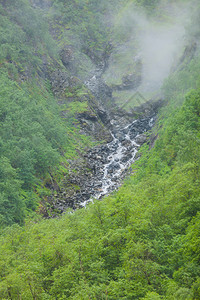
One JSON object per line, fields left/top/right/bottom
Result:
{"left": 0, "top": 0, "right": 58, "bottom": 70}
{"left": 0, "top": 69, "right": 78, "bottom": 226}
{"left": 50, "top": 0, "right": 119, "bottom": 62}
{"left": 1, "top": 84, "right": 200, "bottom": 298}
{"left": 0, "top": 0, "right": 96, "bottom": 227}
{"left": 1, "top": 0, "right": 200, "bottom": 298}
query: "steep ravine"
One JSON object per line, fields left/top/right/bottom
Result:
{"left": 27, "top": 0, "right": 197, "bottom": 219}
{"left": 40, "top": 13, "right": 165, "bottom": 216}
{"left": 45, "top": 36, "right": 195, "bottom": 216}
{"left": 81, "top": 115, "right": 155, "bottom": 206}
{"left": 50, "top": 113, "right": 155, "bottom": 213}
{"left": 46, "top": 67, "right": 161, "bottom": 215}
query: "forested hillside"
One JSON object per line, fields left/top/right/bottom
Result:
{"left": 1, "top": 0, "right": 200, "bottom": 299}
{"left": 0, "top": 0, "right": 117, "bottom": 225}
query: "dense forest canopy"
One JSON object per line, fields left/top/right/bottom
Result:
{"left": 0, "top": 0, "right": 200, "bottom": 299}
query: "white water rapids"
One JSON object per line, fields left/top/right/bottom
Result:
{"left": 80, "top": 117, "right": 154, "bottom": 207}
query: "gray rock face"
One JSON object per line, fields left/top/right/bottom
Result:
{"left": 122, "top": 72, "right": 142, "bottom": 89}
{"left": 50, "top": 70, "right": 69, "bottom": 95}
{"left": 172, "top": 42, "right": 197, "bottom": 72}
{"left": 85, "top": 75, "right": 112, "bottom": 103}
{"left": 135, "top": 134, "right": 147, "bottom": 145}
{"left": 112, "top": 59, "right": 143, "bottom": 91}
{"left": 132, "top": 98, "right": 166, "bottom": 116}
{"left": 112, "top": 72, "right": 142, "bottom": 91}
{"left": 77, "top": 110, "right": 113, "bottom": 142}
{"left": 60, "top": 47, "right": 74, "bottom": 67}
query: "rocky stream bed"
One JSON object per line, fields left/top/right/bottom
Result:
{"left": 80, "top": 115, "right": 155, "bottom": 206}
{"left": 46, "top": 60, "right": 161, "bottom": 215}
{"left": 50, "top": 113, "right": 155, "bottom": 214}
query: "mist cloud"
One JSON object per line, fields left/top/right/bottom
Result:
{"left": 114, "top": 1, "right": 195, "bottom": 96}
{"left": 138, "top": 17, "right": 186, "bottom": 94}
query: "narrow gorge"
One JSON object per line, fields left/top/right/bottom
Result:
{"left": 47, "top": 59, "right": 163, "bottom": 214}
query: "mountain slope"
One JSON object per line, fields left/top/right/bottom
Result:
{"left": 1, "top": 0, "right": 200, "bottom": 299}
{"left": 0, "top": 0, "right": 119, "bottom": 225}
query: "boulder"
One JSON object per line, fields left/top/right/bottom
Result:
{"left": 135, "top": 134, "right": 147, "bottom": 145}
{"left": 60, "top": 47, "right": 74, "bottom": 67}
{"left": 50, "top": 69, "right": 69, "bottom": 95}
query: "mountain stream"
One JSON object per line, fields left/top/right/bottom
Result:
{"left": 80, "top": 115, "right": 154, "bottom": 207}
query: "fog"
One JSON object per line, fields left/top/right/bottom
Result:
{"left": 116, "top": 1, "right": 195, "bottom": 96}
{"left": 138, "top": 17, "right": 186, "bottom": 94}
